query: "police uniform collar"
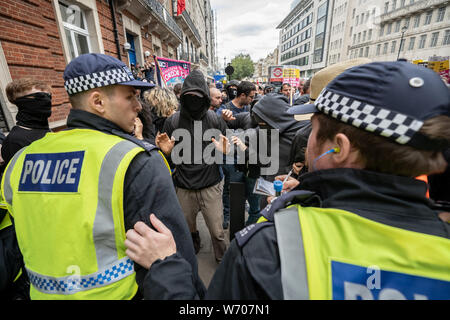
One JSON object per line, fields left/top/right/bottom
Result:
{"left": 298, "top": 168, "right": 433, "bottom": 218}
{"left": 67, "top": 109, "right": 128, "bottom": 135}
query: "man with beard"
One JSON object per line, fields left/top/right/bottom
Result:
{"left": 163, "top": 69, "right": 230, "bottom": 262}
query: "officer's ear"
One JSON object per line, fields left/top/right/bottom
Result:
{"left": 86, "top": 89, "right": 107, "bottom": 115}
{"left": 332, "top": 133, "right": 364, "bottom": 169}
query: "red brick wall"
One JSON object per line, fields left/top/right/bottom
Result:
{"left": 0, "top": 0, "right": 158, "bottom": 129}
{"left": 0, "top": 0, "right": 69, "bottom": 126}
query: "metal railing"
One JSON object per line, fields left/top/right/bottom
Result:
{"left": 143, "top": 0, "right": 183, "bottom": 40}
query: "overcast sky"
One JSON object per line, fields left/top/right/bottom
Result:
{"left": 210, "top": 0, "right": 293, "bottom": 69}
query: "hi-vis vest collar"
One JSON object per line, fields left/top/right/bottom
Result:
{"left": 275, "top": 205, "right": 450, "bottom": 300}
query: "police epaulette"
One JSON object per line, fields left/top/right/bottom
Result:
{"left": 234, "top": 190, "right": 320, "bottom": 248}
{"left": 234, "top": 221, "right": 274, "bottom": 248}
{"left": 260, "top": 190, "right": 320, "bottom": 223}
{"left": 111, "top": 129, "right": 158, "bottom": 154}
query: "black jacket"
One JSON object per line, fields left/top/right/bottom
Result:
{"left": 141, "top": 168, "right": 450, "bottom": 299}
{"left": 66, "top": 109, "right": 206, "bottom": 298}
{"left": 163, "top": 70, "right": 227, "bottom": 190}
{"left": 1, "top": 126, "right": 50, "bottom": 172}
{"left": 251, "top": 94, "right": 309, "bottom": 180}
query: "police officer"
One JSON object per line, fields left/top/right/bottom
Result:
{"left": 124, "top": 61, "right": 450, "bottom": 300}
{"left": 1, "top": 53, "right": 205, "bottom": 299}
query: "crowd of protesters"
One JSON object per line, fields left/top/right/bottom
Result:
{"left": 0, "top": 52, "right": 449, "bottom": 300}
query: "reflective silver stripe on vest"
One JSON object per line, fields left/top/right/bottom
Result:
{"left": 27, "top": 257, "right": 134, "bottom": 295}
{"left": 3, "top": 147, "right": 27, "bottom": 207}
{"left": 274, "top": 206, "right": 309, "bottom": 300}
{"left": 93, "top": 140, "right": 139, "bottom": 269}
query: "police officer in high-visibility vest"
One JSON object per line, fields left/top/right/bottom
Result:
{"left": 1, "top": 53, "right": 205, "bottom": 299}
{"left": 123, "top": 60, "right": 450, "bottom": 300}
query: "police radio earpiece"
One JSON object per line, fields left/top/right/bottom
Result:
{"left": 312, "top": 147, "right": 340, "bottom": 171}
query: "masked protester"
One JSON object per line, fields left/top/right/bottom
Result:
{"left": 2, "top": 79, "right": 53, "bottom": 172}
{"left": 163, "top": 69, "right": 230, "bottom": 262}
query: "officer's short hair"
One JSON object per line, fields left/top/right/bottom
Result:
{"left": 314, "top": 113, "right": 450, "bottom": 177}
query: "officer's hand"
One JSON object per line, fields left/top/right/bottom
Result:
{"left": 275, "top": 174, "right": 300, "bottom": 193}
{"left": 125, "top": 214, "right": 177, "bottom": 270}
{"left": 156, "top": 132, "right": 175, "bottom": 155}
{"left": 222, "top": 109, "right": 235, "bottom": 121}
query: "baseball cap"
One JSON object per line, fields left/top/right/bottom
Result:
{"left": 63, "top": 53, "right": 154, "bottom": 95}
{"left": 289, "top": 60, "right": 450, "bottom": 151}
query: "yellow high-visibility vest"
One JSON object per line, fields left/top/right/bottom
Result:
{"left": 1, "top": 128, "right": 147, "bottom": 299}
{"left": 275, "top": 205, "right": 450, "bottom": 300}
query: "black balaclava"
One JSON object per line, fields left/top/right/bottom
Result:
{"left": 14, "top": 92, "right": 52, "bottom": 130}
{"left": 182, "top": 94, "right": 208, "bottom": 121}
{"left": 227, "top": 87, "right": 237, "bottom": 101}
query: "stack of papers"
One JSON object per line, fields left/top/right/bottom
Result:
{"left": 253, "top": 177, "right": 275, "bottom": 197}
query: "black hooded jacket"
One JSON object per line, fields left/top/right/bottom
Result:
{"left": 163, "top": 70, "right": 227, "bottom": 190}
{"left": 251, "top": 94, "right": 310, "bottom": 179}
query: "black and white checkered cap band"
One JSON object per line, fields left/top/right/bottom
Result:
{"left": 315, "top": 89, "right": 424, "bottom": 145}
{"left": 64, "top": 68, "right": 134, "bottom": 95}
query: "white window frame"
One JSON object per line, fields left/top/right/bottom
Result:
{"left": 59, "top": 1, "right": 92, "bottom": 58}
{"left": 52, "top": 0, "right": 104, "bottom": 63}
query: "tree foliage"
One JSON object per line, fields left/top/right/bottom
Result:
{"left": 230, "top": 54, "right": 254, "bottom": 80}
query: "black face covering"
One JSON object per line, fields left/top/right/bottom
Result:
{"left": 14, "top": 92, "right": 52, "bottom": 130}
{"left": 182, "top": 95, "right": 206, "bottom": 120}
{"left": 227, "top": 88, "right": 237, "bottom": 100}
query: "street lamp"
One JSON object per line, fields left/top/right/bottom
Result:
{"left": 397, "top": 26, "right": 408, "bottom": 60}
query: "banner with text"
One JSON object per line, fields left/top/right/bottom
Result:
{"left": 155, "top": 56, "right": 191, "bottom": 88}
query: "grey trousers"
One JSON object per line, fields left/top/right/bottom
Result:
{"left": 176, "top": 180, "right": 229, "bottom": 261}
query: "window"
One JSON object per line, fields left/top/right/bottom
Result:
{"left": 380, "top": 25, "right": 385, "bottom": 36}
{"left": 413, "top": 15, "right": 420, "bottom": 28}
{"left": 356, "top": 15, "right": 359, "bottom": 25}
{"left": 376, "top": 44, "right": 381, "bottom": 55}
{"left": 419, "top": 35, "right": 427, "bottom": 49}
{"left": 317, "top": 2, "right": 328, "bottom": 19}
{"left": 359, "top": 48, "right": 364, "bottom": 57}
{"left": 352, "top": 8, "right": 356, "bottom": 18}
{"left": 391, "top": 40, "right": 396, "bottom": 53}
{"left": 368, "top": 29, "right": 372, "bottom": 40}
{"left": 363, "top": 31, "right": 367, "bottom": 42}
{"left": 430, "top": 32, "right": 439, "bottom": 47}
{"left": 404, "top": 17, "right": 410, "bottom": 29}
{"left": 395, "top": 21, "right": 401, "bottom": 32}
{"left": 400, "top": 0, "right": 405, "bottom": 7}
{"left": 59, "top": 1, "right": 91, "bottom": 59}
{"left": 383, "top": 42, "right": 388, "bottom": 54}
{"left": 424, "top": 11, "right": 432, "bottom": 25}
{"left": 387, "top": 23, "right": 392, "bottom": 34}
{"left": 358, "top": 32, "right": 361, "bottom": 43}
{"left": 437, "top": 7, "right": 446, "bottom": 22}
{"left": 443, "top": 30, "right": 450, "bottom": 45}
{"left": 384, "top": 2, "right": 389, "bottom": 13}
{"left": 392, "top": 0, "right": 396, "bottom": 10}
{"left": 408, "top": 37, "right": 415, "bottom": 50}
{"left": 364, "top": 46, "right": 369, "bottom": 57}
